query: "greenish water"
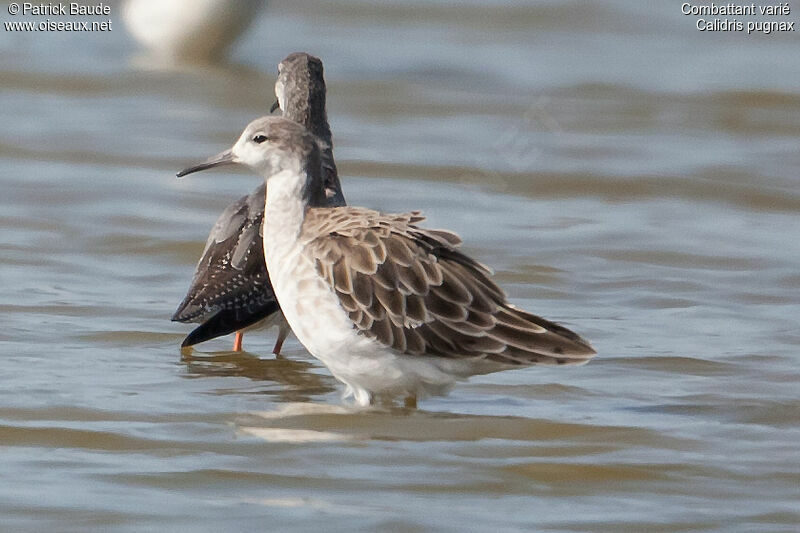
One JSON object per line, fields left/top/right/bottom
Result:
{"left": 1, "top": 1, "right": 799, "bottom": 531}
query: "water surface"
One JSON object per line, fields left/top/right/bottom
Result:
{"left": 1, "top": 1, "right": 799, "bottom": 531}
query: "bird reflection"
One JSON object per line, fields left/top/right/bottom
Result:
{"left": 180, "top": 348, "right": 336, "bottom": 402}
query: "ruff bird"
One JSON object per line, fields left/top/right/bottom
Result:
{"left": 177, "top": 116, "right": 596, "bottom": 406}
{"left": 172, "top": 53, "right": 345, "bottom": 352}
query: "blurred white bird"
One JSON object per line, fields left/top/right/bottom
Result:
{"left": 123, "top": 0, "right": 265, "bottom": 62}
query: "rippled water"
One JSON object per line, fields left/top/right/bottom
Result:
{"left": 1, "top": 1, "right": 799, "bottom": 531}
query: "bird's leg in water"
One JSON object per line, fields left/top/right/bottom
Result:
{"left": 272, "top": 324, "right": 290, "bottom": 355}
{"left": 272, "top": 329, "right": 286, "bottom": 355}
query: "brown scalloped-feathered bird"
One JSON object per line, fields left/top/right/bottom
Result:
{"left": 177, "top": 116, "right": 596, "bottom": 406}
{"left": 172, "top": 53, "right": 345, "bottom": 352}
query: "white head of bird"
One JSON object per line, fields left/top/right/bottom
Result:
{"left": 177, "top": 116, "right": 327, "bottom": 207}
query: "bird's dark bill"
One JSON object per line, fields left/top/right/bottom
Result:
{"left": 177, "top": 149, "right": 235, "bottom": 177}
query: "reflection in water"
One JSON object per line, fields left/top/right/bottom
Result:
{"left": 179, "top": 349, "right": 337, "bottom": 402}
{"left": 239, "top": 401, "right": 684, "bottom": 447}
{"left": 239, "top": 426, "right": 357, "bottom": 443}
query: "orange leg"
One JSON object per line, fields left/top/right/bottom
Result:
{"left": 233, "top": 331, "right": 243, "bottom": 352}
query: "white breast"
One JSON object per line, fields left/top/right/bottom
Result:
{"left": 267, "top": 236, "right": 472, "bottom": 405}
{"left": 260, "top": 173, "right": 466, "bottom": 405}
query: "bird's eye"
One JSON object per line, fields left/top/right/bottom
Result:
{"left": 253, "top": 135, "right": 268, "bottom": 144}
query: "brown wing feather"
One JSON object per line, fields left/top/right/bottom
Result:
{"left": 302, "top": 207, "right": 596, "bottom": 366}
